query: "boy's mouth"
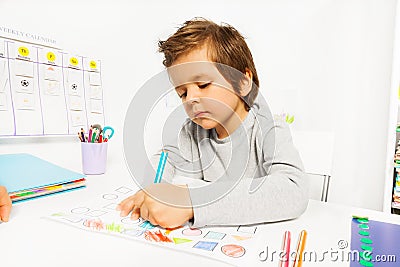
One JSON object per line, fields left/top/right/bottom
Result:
{"left": 193, "top": 111, "right": 210, "bottom": 118}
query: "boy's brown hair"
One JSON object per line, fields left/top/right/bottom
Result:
{"left": 158, "top": 18, "right": 259, "bottom": 110}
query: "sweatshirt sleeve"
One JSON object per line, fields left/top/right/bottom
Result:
{"left": 189, "top": 119, "right": 309, "bottom": 227}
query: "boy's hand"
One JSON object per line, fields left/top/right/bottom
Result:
{"left": 117, "top": 183, "right": 193, "bottom": 228}
{"left": 0, "top": 186, "right": 12, "bottom": 222}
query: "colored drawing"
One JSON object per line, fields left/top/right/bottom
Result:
{"left": 173, "top": 237, "right": 192, "bottom": 244}
{"left": 165, "top": 226, "right": 182, "bottom": 235}
{"left": 46, "top": 185, "right": 265, "bottom": 266}
{"left": 193, "top": 241, "right": 218, "bottom": 251}
{"left": 71, "top": 207, "right": 90, "bottom": 214}
{"left": 102, "top": 194, "right": 118, "bottom": 200}
{"left": 182, "top": 228, "right": 202, "bottom": 236}
{"left": 105, "top": 222, "right": 124, "bottom": 233}
{"left": 204, "top": 231, "right": 226, "bottom": 240}
{"left": 139, "top": 221, "right": 155, "bottom": 230}
{"left": 232, "top": 235, "right": 252, "bottom": 241}
{"left": 144, "top": 230, "right": 173, "bottom": 243}
{"left": 83, "top": 219, "right": 105, "bottom": 231}
{"left": 221, "top": 244, "right": 245, "bottom": 258}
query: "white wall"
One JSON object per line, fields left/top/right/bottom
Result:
{"left": 0, "top": 0, "right": 396, "bottom": 211}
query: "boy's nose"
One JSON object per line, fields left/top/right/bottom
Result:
{"left": 185, "top": 86, "right": 200, "bottom": 104}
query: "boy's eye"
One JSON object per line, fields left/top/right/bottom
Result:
{"left": 198, "top": 82, "right": 211, "bottom": 89}
{"left": 179, "top": 92, "right": 187, "bottom": 98}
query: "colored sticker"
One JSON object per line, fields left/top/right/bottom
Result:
{"left": 358, "top": 230, "right": 370, "bottom": 236}
{"left": 18, "top": 46, "right": 29, "bottom": 57}
{"left": 359, "top": 259, "right": 374, "bottom": 267}
{"left": 221, "top": 244, "right": 246, "bottom": 258}
{"left": 360, "top": 244, "right": 373, "bottom": 251}
{"left": 193, "top": 241, "right": 218, "bottom": 251}
{"left": 47, "top": 52, "right": 56, "bottom": 62}
{"left": 357, "top": 218, "right": 369, "bottom": 224}
{"left": 360, "top": 251, "right": 372, "bottom": 261}
{"left": 182, "top": 228, "right": 202, "bottom": 236}
{"left": 359, "top": 224, "right": 369, "bottom": 229}
{"left": 89, "top": 60, "right": 97, "bottom": 69}
{"left": 70, "top": 57, "right": 79, "bottom": 66}
{"left": 360, "top": 238, "right": 372, "bottom": 244}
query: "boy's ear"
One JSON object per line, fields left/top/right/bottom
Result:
{"left": 240, "top": 68, "right": 253, "bottom": 97}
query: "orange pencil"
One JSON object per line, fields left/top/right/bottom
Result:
{"left": 293, "top": 230, "right": 307, "bottom": 267}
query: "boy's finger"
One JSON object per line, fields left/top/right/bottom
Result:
{"left": 117, "top": 198, "right": 136, "bottom": 217}
{"left": 148, "top": 213, "right": 160, "bottom": 227}
{"left": 0, "top": 206, "right": 11, "bottom": 222}
{"left": 140, "top": 204, "right": 150, "bottom": 222}
{"left": 0, "top": 188, "right": 12, "bottom": 222}
{"left": 130, "top": 206, "right": 140, "bottom": 220}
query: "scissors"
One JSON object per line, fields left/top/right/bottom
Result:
{"left": 102, "top": 126, "right": 115, "bottom": 141}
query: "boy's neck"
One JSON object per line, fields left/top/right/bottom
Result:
{"left": 215, "top": 107, "right": 249, "bottom": 139}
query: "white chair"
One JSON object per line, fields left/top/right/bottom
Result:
{"left": 291, "top": 130, "right": 335, "bottom": 202}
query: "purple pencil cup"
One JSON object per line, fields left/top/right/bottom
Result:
{"left": 81, "top": 142, "right": 108, "bottom": 175}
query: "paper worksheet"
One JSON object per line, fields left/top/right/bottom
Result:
{"left": 46, "top": 185, "right": 264, "bottom": 265}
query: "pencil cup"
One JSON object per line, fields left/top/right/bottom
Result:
{"left": 81, "top": 142, "right": 108, "bottom": 175}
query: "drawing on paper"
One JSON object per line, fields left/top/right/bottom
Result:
{"left": 46, "top": 185, "right": 261, "bottom": 265}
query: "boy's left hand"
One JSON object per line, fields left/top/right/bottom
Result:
{"left": 117, "top": 183, "right": 194, "bottom": 228}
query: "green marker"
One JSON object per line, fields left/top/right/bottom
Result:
{"left": 359, "top": 224, "right": 369, "bottom": 229}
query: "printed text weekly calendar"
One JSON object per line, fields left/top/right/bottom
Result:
{"left": 0, "top": 36, "right": 105, "bottom": 137}
{"left": 46, "top": 185, "right": 264, "bottom": 265}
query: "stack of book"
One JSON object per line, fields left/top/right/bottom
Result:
{"left": 0, "top": 153, "right": 86, "bottom": 202}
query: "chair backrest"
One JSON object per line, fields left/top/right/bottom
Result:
{"left": 291, "top": 130, "right": 335, "bottom": 202}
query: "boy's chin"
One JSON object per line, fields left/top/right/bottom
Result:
{"left": 192, "top": 117, "right": 218, "bottom": 130}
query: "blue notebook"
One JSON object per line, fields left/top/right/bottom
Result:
{"left": 0, "top": 153, "right": 86, "bottom": 202}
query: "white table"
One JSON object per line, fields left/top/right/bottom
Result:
{"left": 1, "top": 160, "right": 400, "bottom": 267}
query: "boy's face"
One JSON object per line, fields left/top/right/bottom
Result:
{"left": 168, "top": 46, "right": 249, "bottom": 138}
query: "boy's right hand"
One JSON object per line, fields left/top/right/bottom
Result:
{"left": 0, "top": 186, "right": 12, "bottom": 222}
{"left": 116, "top": 183, "right": 193, "bottom": 228}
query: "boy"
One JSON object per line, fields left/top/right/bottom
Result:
{"left": 0, "top": 186, "right": 12, "bottom": 222}
{"left": 118, "top": 18, "right": 309, "bottom": 228}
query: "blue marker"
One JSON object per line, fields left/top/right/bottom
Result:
{"left": 154, "top": 150, "right": 168, "bottom": 184}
